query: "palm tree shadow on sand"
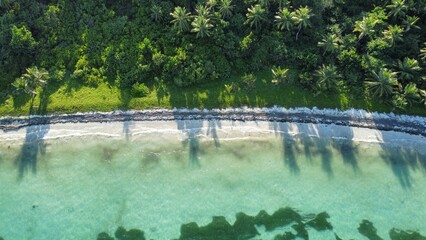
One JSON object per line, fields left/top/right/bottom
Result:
{"left": 269, "top": 121, "right": 360, "bottom": 177}
{"left": 378, "top": 141, "right": 426, "bottom": 189}
{"left": 207, "top": 119, "right": 221, "bottom": 148}
{"left": 269, "top": 122, "right": 301, "bottom": 175}
{"left": 176, "top": 119, "right": 204, "bottom": 168}
{"left": 15, "top": 124, "right": 50, "bottom": 181}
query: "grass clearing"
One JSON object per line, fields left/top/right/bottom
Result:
{"left": 1, "top": 70, "right": 425, "bottom": 116}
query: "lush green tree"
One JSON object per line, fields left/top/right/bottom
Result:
{"left": 170, "top": 6, "right": 192, "bottom": 32}
{"left": 383, "top": 25, "right": 403, "bottom": 46}
{"left": 275, "top": 8, "right": 293, "bottom": 31}
{"left": 191, "top": 15, "right": 213, "bottom": 38}
{"left": 246, "top": 4, "right": 267, "bottom": 30}
{"left": 365, "top": 68, "right": 399, "bottom": 99}
{"left": 291, "top": 6, "right": 312, "bottom": 41}
{"left": 318, "top": 33, "right": 340, "bottom": 55}
{"left": 353, "top": 16, "right": 378, "bottom": 40}
{"left": 12, "top": 66, "right": 48, "bottom": 96}
{"left": 386, "top": 0, "right": 408, "bottom": 18}
{"left": 315, "top": 64, "right": 341, "bottom": 92}
{"left": 397, "top": 57, "right": 421, "bottom": 82}
{"left": 218, "top": 0, "right": 234, "bottom": 19}
{"left": 9, "top": 24, "right": 37, "bottom": 54}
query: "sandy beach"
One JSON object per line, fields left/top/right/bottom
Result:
{"left": 1, "top": 107, "right": 426, "bottom": 147}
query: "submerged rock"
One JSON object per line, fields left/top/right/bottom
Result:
{"left": 233, "top": 212, "right": 259, "bottom": 239}
{"left": 389, "top": 228, "right": 426, "bottom": 240}
{"left": 274, "top": 232, "right": 297, "bottom": 240}
{"left": 306, "top": 212, "right": 333, "bottom": 231}
{"left": 180, "top": 217, "right": 235, "bottom": 240}
{"left": 358, "top": 220, "right": 383, "bottom": 240}
{"left": 256, "top": 207, "right": 302, "bottom": 231}
{"left": 180, "top": 222, "right": 200, "bottom": 240}
{"left": 97, "top": 232, "right": 114, "bottom": 240}
{"left": 114, "top": 227, "right": 145, "bottom": 240}
{"left": 292, "top": 222, "right": 309, "bottom": 240}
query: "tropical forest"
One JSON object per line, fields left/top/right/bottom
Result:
{"left": 1, "top": 0, "right": 426, "bottom": 115}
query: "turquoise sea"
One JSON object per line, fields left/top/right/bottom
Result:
{"left": 0, "top": 120, "right": 425, "bottom": 240}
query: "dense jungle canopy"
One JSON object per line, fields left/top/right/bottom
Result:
{"left": 1, "top": 0, "right": 426, "bottom": 114}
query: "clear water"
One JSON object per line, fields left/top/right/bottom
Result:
{"left": 0, "top": 120, "right": 425, "bottom": 240}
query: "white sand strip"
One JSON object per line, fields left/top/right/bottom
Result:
{"left": 1, "top": 120, "right": 425, "bottom": 153}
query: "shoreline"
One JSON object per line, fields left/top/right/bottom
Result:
{"left": 1, "top": 107, "right": 426, "bottom": 137}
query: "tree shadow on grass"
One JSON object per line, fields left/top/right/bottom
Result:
{"left": 63, "top": 76, "right": 85, "bottom": 96}
{"left": 0, "top": 91, "right": 9, "bottom": 106}
{"left": 12, "top": 93, "right": 32, "bottom": 111}
{"left": 119, "top": 88, "right": 132, "bottom": 110}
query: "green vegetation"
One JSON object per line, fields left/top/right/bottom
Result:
{"left": 1, "top": 0, "right": 426, "bottom": 116}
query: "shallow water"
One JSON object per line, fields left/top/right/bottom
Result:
{"left": 0, "top": 120, "right": 425, "bottom": 240}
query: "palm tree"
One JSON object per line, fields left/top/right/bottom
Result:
{"left": 191, "top": 15, "right": 213, "bottom": 38}
{"left": 275, "top": 0, "right": 290, "bottom": 9}
{"left": 397, "top": 57, "right": 421, "bottom": 82}
{"left": 402, "top": 15, "right": 420, "bottom": 32}
{"left": 218, "top": 0, "right": 234, "bottom": 19}
{"left": 271, "top": 66, "right": 289, "bottom": 84}
{"left": 420, "top": 90, "right": 426, "bottom": 107}
{"left": 391, "top": 93, "right": 407, "bottom": 110}
{"left": 315, "top": 64, "right": 341, "bottom": 92}
{"left": 0, "top": 0, "right": 12, "bottom": 9}
{"left": 170, "top": 6, "right": 192, "bottom": 32}
{"left": 12, "top": 66, "right": 49, "bottom": 96}
{"left": 318, "top": 33, "right": 340, "bottom": 55}
{"left": 246, "top": 4, "right": 267, "bottom": 30}
{"left": 206, "top": 0, "right": 218, "bottom": 8}
{"left": 365, "top": 68, "right": 399, "bottom": 99}
{"left": 150, "top": 4, "right": 163, "bottom": 22}
{"left": 291, "top": 6, "right": 312, "bottom": 41}
{"left": 195, "top": 4, "right": 211, "bottom": 18}
{"left": 386, "top": 0, "right": 407, "bottom": 18}
{"left": 403, "top": 83, "right": 421, "bottom": 106}
{"left": 420, "top": 42, "right": 426, "bottom": 61}
{"left": 275, "top": 8, "right": 293, "bottom": 31}
{"left": 259, "top": 0, "right": 271, "bottom": 8}
{"left": 383, "top": 25, "right": 403, "bottom": 46}
{"left": 353, "top": 16, "right": 378, "bottom": 40}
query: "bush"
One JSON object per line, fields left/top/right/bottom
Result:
{"left": 131, "top": 83, "right": 150, "bottom": 97}
{"left": 272, "top": 66, "right": 289, "bottom": 85}
{"left": 240, "top": 73, "right": 256, "bottom": 90}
